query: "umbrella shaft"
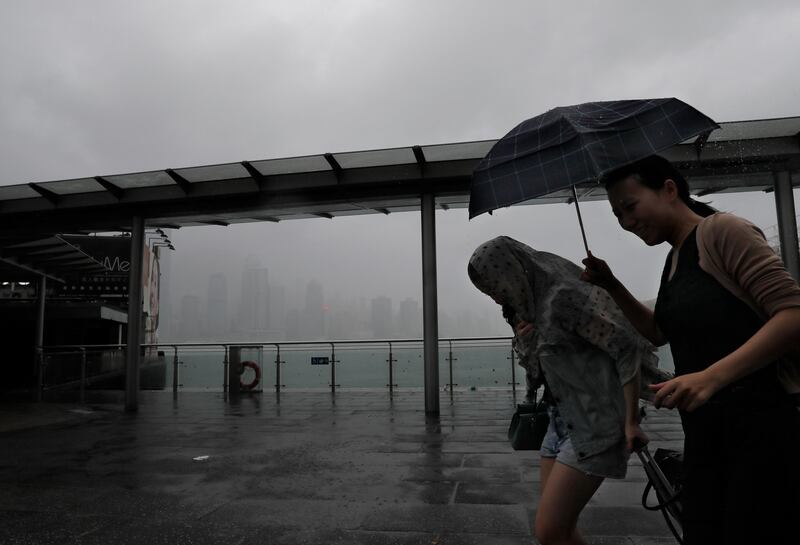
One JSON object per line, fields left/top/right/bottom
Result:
{"left": 571, "top": 185, "right": 590, "bottom": 256}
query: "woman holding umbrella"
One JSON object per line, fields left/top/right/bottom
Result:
{"left": 468, "top": 236, "right": 666, "bottom": 545}
{"left": 581, "top": 154, "right": 800, "bottom": 545}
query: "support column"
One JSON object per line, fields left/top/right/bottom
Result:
{"left": 773, "top": 171, "right": 800, "bottom": 282}
{"left": 34, "top": 275, "right": 46, "bottom": 401}
{"left": 421, "top": 193, "right": 440, "bottom": 416}
{"left": 125, "top": 216, "right": 145, "bottom": 412}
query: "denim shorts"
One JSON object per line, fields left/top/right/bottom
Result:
{"left": 540, "top": 405, "right": 629, "bottom": 479}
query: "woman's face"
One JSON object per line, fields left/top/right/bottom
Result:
{"left": 607, "top": 175, "right": 673, "bottom": 246}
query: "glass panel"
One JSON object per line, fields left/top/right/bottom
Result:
{"left": 168, "top": 347, "right": 228, "bottom": 391}
{"left": 422, "top": 140, "right": 496, "bottom": 162}
{"left": 393, "top": 346, "right": 425, "bottom": 389}
{"left": 279, "top": 348, "right": 332, "bottom": 389}
{"left": 107, "top": 171, "right": 176, "bottom": 189}
{"left": 249, "top": 155, "right": 332, "bottom": 176}
{"left": 334, "top": 148, "right": 416, "bottom": 169}
{"left": 38, "top": 178, "right": 104, "bottom": 195}
{"left": 172, "top": 163, "right": 249, "bottom": 183}
{"left": 146, "top": 340, "right": 526, "bottom": 392}
{"left": 445, "top": 344, "right": 514, "bottom": 390}
{"left": 0, "top": 185, "right": 40, "bottom": 200}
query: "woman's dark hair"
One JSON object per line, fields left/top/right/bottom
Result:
{"left": 600, "top": 155, "right": 716, "bottom": 217}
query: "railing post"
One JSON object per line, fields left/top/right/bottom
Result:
{"left": 172, "top": 346, "right": 179, "bottom": 398}
{"left": 222, "top": 345, "right": 229, "bottom": 394}
{"left": 79, "top": 347, "right": 87, "bottom": 403}
{"left": 447, "top": 340, "right": 457, "bottom": 392}
{"left": 274, "top": 344, "right": 284, "bottom": 392}
{"left": 509, "top": 346, "right": 517, "bottom": 396}
{"left": 386, "top": 342, "right": 397, "bottom": 392}
{"left": 330, "top": 342, "right": 339, "bottom": 393}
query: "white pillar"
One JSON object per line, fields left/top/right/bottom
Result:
{"left": 773, "top": 171, "right": 800, "bottom": 281}
{"left": 421, "top": 193, "right": 440, "bottom": 416}
{"left": 125, "top": 217, "right": 145, "bottom": 412}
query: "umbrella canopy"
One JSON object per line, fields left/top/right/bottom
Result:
{"left": 469, "top": 98, "right": 719, "bottom": 219}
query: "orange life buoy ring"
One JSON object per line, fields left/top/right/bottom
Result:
{"left": 239, "top": 360, "right": 261, "bottom": 391}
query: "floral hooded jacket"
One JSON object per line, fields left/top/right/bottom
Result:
{"left": 468, "top": 236, "right": 669, "bottom": 459}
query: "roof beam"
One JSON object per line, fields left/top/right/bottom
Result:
{"left": 94, "top": 176, "right": 125, "bottom": 200}
{"left": 165, "top": 169, "right": 193, "bottom": 195}
{"left": 695, "top": 187, "right": 726, "bottom": 197}
{"left": 412, "top": 145, "right": 427, "bottom": 169}
{"left": 324, "top": 153, "right": 344, "bottom": 180}
{"left": 202, "top": 220, "right": 230, "bottom": 227}
{"left": 0, "top": 256, "right": 64, "bottom": 283}
{"left": 314, "top": 212, "right": 334, "bottom": 219}
{"left": 241, "top": 161, "right": 268, "bottom": 187}
{"left": 27, "top": 183, "right": 60, "bottom": 205}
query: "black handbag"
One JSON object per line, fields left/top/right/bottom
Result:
{"left": 635, "top": 442, "right": 684, "bottom": 544}
{"left": 507, "top": 396, "right": 550, "bottom": 450}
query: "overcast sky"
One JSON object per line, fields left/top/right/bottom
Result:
{"left": 2, "top": 1, "right": 799, "bottom": 332}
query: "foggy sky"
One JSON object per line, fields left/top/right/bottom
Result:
{"left": 2, "top": 1, "right": 799, "bottom": 336}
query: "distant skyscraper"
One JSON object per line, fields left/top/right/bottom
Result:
{"left": 397, "top": 297, "right": 421, "bottom": 338}
{"left": 269, "top": 284, "right": 286, "bottom": 337}
{"left": 371, "top": 296, "right": 392, "bottom": 339}
{"left": 178, "top": 294, "right": 203, "bottom": 340}
{"left": 239, "top": 256, "right": 270, "bottom": 338}
{"left": 285, "top": 308, "right": 301, "bottom": 341}
{"left": 207, "top": 273, "right": 228, "bottom": 338}
{"left": 303, "top": 280, "right": 325, "bottom": 339}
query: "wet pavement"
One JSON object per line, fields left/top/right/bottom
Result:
{"left": 0, "top": 390, "right": 684, "bottom": 544}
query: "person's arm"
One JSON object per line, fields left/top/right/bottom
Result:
{"left": 623, "top": 370, "right": 648, "bottom": 451}
{"left": 581, "top": 253, "right": 667, "bottom": 346}
{"left": 651, "top": 307, "right": 800, "bottom": 411}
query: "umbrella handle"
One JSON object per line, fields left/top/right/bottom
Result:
{"left": 571, "top": 185, "right": 590, "bottom": 256}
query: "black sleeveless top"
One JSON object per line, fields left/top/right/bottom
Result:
{"left": 654, "top": 227, "right": 782, "bottom": 401}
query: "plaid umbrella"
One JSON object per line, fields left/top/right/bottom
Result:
{"left": 469, "top": 98, "right": 719, "bottom": 251}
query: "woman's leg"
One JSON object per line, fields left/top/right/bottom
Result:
{"left": 540, "top": 456, "right": 556, "bottom": 490}
{"left": 535, "top": 461, "right": 604, "bottom": 545}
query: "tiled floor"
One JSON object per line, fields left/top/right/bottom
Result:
{"left": 0, "top": 390, "right": 683, "bottom": 544}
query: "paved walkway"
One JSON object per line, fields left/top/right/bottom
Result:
{"left": 0, "top": 390, "right": 684, "bottom": 544}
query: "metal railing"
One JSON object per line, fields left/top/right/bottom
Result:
{"left": 40, "top": 336, "right": 520, "bottom": 398}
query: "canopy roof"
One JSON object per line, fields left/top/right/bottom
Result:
{"left": 0, "top": 116, "right": 798, "bottom": 234}
{"left": 0, "top": 234, "right": 107, "bottom": 282}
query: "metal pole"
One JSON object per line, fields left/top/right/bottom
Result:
{"left": 387, "top": 342, "right": 395, "bottom": 392}
{"left": 448, "top": 340, "right": 454, "bottom": 392}
{"left": 421, "top": 193, "right": 440, "bottom": 416}
{"left": 172, "top": 346, "right": 179, "bottom": 398}
{"left": 275, "top": 344, "right": 282, "bottom": 393}
{"left": 34, "top": 275, "right": 46, "bottom": 402}
{"left": 773, "top": 171, "right": 800, "bottom": 281}
{"left": 80, "top": 348, "right": 86, "bottom": 403}
{"left": 222, "top": 345, "right": 229, "bottom": 394}
{"left": 330, "top": 343, "right": 337, "bottom": 393}
{"left": 228, "top": 345, "right": 241, "bottom": 397}
{"left": 125, "top": 216, "right": 145, "bottom": 412}
{"left": 509, "top": 347, "right": 517, "bottom": 396}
